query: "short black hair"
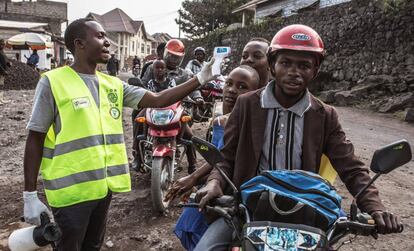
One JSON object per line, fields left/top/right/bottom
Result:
{"left": 64, "top": 18, "right": 95, "bottom": 54}
{"left": 249, "top": 37, "right": 270, "bottom": 45}
{"left": 237, "top": 65, "right": 260, "bottom": 85}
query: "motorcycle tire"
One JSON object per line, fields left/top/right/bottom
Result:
{"left": 151, "top": 157, "right": 172, "bottom": 212}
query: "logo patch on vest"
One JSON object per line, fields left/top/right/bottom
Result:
{"left": 108, "top": 92, "right": 118, "bottom": 103}
{"left": 110, "top": 107, "right": 120, "bottom": 119}
{"left": 72, "top": 97, "right": 91, "bottom": 110}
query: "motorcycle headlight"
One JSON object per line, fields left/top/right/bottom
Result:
{"left": 151, "top": 109, "right": 174, "bottom": 125}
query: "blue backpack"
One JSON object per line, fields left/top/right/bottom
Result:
{"left": 240, "top": 170, "right": 342, "bottom": 231}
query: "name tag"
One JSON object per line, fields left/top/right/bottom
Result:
{"left": 72, "top": 97, "right": 91, "bottom": 110}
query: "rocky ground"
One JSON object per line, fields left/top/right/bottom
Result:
{"left": 0, "top": 88, "right": 413, "bottom": 251}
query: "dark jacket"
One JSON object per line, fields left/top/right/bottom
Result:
{"left": 207, "top": 88, "right": 385, "bottom": 214}
{"left": 106, "top": 57, "right": 119, "bottom": 73}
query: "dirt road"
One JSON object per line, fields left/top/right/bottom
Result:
{"left": 0, "top": 89, "right": 413, "bottom": 250}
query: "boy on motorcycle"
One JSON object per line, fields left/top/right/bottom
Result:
{"left": 194, "top": 24, "right": 402, "bottom": 251}
{"left": 147, "top": 59, "right": 176, "bottom": 92}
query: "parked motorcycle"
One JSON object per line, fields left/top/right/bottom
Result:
{"left": 188, "top": 137, "right": 411, "bottom": 250}
{"left": 135, "top": 102, "right": 192, "bottom": 212}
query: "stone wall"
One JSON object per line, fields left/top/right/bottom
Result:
{"left": 183, "top": 0, "right": 414, "bottom": 118}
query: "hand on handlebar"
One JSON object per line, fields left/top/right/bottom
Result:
{"left": 164, "top": 175, "right": 197, "bottom": 202}
{"left": 195, "top": 179, "right": 223, "bottom": 210}
{"left": 371, "top": 210, "right": 403, "bottom": 234}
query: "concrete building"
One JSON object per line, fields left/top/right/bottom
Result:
{"left": 0, "top": 0, "right": 68, "bottom": 67}
{"left": 87, "top": 8, "right": 154, "bottom": 70}
{"left": 233, "top": 0, "right": 351, "bottom": 27}
{"left": 0, "top": 0, "right": 67, "bottom": 36}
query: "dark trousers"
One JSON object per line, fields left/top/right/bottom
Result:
{"left": 194, "top": 217, "right": 234, "bottom": 251}
{"left": 51, "top": 193, "right": 112, "bottom": 251}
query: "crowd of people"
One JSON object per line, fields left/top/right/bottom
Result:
{"left": 21, "top": 17, "right": 403, "bottom": 251}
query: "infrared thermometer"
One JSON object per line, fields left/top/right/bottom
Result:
{"left": 212, "top": 47, "right": 231, "bottom": 76}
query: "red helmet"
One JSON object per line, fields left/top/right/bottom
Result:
{"left": 268, "top": 24, "right": 325, "bottom": 64}
{"left": 165, "top": 39, "right": 185, "bottom": 57}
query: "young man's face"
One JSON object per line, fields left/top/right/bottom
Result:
{"left": 81, "top": 21, "right": 111, "bottom": 64}
{"left": 240, "top": 41, "right": 269, "bottom": 85}
{"left": 153, "top": 61, "right": 166, "bottom": 80}
{"left": 195, "top": 51, "right": 205, "bottom": 62}
{"left": 164, "top": 52, "right": 183, "bottom": 69}
{"left": 223, "top": 68, "right": 259, "bottom": 111}
{"left": 272, "top": 50, "right": 318, "bottom": 98}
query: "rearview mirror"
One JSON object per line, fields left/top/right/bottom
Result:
{"left": 370, "top": 140, "right": 412, "bottom": 174}
{"left": 191, "top": 136, "right": 224, "bottom": 166}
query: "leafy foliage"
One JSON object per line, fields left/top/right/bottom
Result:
{"left": 176, "top": 0, "right": 249, "bottom": 39}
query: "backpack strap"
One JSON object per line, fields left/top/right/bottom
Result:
{"left": 269, "top": 191, "right": 304, "bottom": 215}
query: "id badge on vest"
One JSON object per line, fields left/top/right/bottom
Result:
{"left": 72, "top": 97, "right": 91, "bottom": 110}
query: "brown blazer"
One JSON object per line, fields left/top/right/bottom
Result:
{"left": 208, "top": 88, "right": 385, "bottom": 214}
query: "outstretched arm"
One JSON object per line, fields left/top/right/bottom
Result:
{"left": 139, "top": 76, "right": 201, "bottom": 108}
{"left": 139, "top": 58, "right": 216, "bottom": 108}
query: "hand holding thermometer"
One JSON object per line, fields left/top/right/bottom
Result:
{"left": 212, "top": 47, "right": 231, "bottom": 76}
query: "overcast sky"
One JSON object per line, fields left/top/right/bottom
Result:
{"left": 65, "top": 0, "right": 184, "bottom": 37}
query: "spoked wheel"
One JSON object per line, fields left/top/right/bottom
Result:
{"left": 151, "top": 157, "right": 172, "bottom": 212}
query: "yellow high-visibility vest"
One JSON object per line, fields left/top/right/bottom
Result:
{"left": 40, "top": 66, "right": 130, "bottom": 208}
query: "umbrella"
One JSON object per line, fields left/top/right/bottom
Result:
{"left": 6, "top": 32, "right": 53, "bottom": 50}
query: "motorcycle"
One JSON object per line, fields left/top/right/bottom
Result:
{"left": 184, "top": 78, "right": 224, "bottom": 124}
{"left": 132, "top": 64, "right": 141, "bottom": 77}
{"left": 188, "top": 137, "right": 411, "bottom": 250}
{"left": 135, "top": 102, "right": 193, "bottom": 212}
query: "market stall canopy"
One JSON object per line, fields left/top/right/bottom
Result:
{"left": 6, "top": 32, "right": 53, "bottom": 50}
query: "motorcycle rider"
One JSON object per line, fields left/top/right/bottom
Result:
{"left": 186, "top": 47, "right": 206, "bottom": 75}
{"left": 142, "top": 39, "right": 204, "bottom": 103}
{"left": 22, "top": 18, "right": 218, "bottom": 251}
{"left": 132, "top": 59, "right": 198, "bottom": 174}
{"left": 194, "top": 24, "right": 402, "bottom": 250}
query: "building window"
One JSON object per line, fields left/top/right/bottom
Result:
{"left": 147, "top": 45, "right": 150, "bottom": 55}
{"left": 141, "top": 43, "right": 145, "bottom": 53}
{"left": 132, "top": 41, "right": 135, "bottom": 51}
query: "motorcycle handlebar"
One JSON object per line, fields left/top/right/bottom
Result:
{"left": 335, "top": 221, "right": 376, "bottom": 236}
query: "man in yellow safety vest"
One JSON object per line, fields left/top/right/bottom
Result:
{"left": 22, "top": 18, "right": 216, "bottom": 251}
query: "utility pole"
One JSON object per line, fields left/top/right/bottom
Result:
{"left": 178, "top": 13, "right": 181, "bottom": 39}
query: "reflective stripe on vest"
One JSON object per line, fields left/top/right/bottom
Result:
{"left": 41, "top": 66, "right": 131, "bottom": 208}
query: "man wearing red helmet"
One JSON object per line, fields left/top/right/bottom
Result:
{"left": 194, "top": 24, "right": 402, "bottom": 250}
{"left": 141, "top": 39, "right": 204, "bottom": 103}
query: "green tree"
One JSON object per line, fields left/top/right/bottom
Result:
{"left": 176, "top": 0, "right": 248, "bottom": 39}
